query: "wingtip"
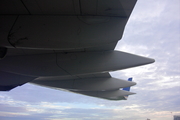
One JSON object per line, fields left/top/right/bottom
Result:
{"left": 150, "top": 58, "right": 155, "bottom": 63}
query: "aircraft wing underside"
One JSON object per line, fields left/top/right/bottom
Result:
{"left": 0, "top": 0, "right": 155, "bottom": 100}
{"left": 0, "top": 0, "right": 137, "bottom": 50}
{"left": 31, "top": 73, "right": 136, "bottom": 100}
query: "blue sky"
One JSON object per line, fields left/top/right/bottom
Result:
{"left": 0, "top": 0, "right": 180, "bottom": 120}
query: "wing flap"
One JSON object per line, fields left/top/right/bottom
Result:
{"left": 31, "top": 73, "right": 136, "bottom": 100}
{"left": 31, "top": 74, "right": 136, "bottom": 91}
{"left": 72, "top": 89, "right": 135, "bottom": 100}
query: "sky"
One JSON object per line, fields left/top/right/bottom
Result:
{"left": 0, "top": 0, "right": 180, "bottom": 120}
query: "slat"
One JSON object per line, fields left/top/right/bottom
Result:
{"left": 71, "top": 89, "right": 135, "bottom": 100}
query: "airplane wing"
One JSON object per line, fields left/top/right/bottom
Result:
{"left": 0, "top": 0, "right": 155, "bottom": 100}
{"left": 0, "top": 0, "right": 137, "bottom": 50}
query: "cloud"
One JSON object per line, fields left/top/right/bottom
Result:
{"left": 1, "top": 99, "right": 179, "bottom": 120}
